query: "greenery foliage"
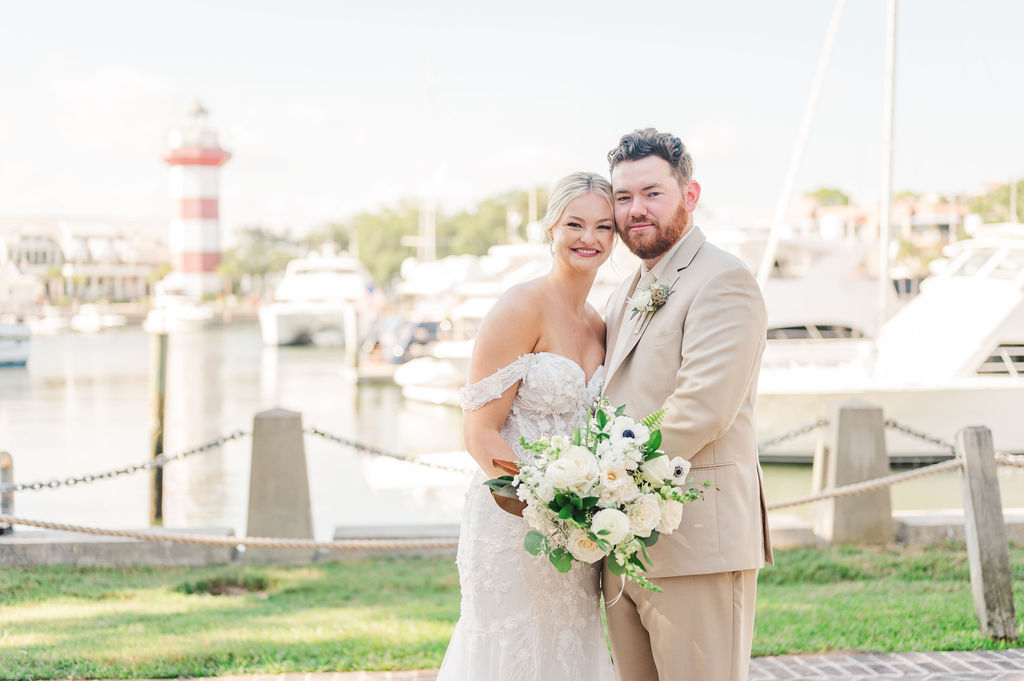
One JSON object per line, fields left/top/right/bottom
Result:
{"left": 806, "top": 187, "right": 850, "bottom": 206}
{"left": 969, "top": 180, "right": 1024, "bottom": 223}
{"left": 218, "top": 187, "right": 550, "bottom": 293}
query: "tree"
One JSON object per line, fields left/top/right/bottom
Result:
{"left": 219, "top": 226, "right": 302, "bottom": 296}
{"left": 806, "top": 187, "right": 850, "bottom": 206}
{"left": 437, "top": 187, "right": 550, "bottom": 257}
{"left": 305, "top": 186, "right": 551, "bottom": 287}
{"left": 969, "top": 180, "right": 1024, "bottom": 223}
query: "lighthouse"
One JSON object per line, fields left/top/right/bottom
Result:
{"left": 160, "top": 100, "right": 231, "bottom": 299}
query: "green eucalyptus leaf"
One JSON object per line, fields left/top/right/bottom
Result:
{"left": 549, "top": 548, "right": 574, "bottom": 573}
{"left": 524, "top": 531, "right": 546, "bottom": 556}
{"left": 483, "top": 475, "right": 515, "bottom": 492}
{"left": 607, "top": 557, "right": 626, "bottom": 576}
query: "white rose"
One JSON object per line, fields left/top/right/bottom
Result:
{"left": 627, "top": 493, "right": 662, "bottom": 537}
{"left": 534, "top": 481, "right": 556, "bottom": 503}
{"left": 566, "top": 528, "right": 606, "bottom": 563}
{"left": 597, "top": 462, "right": 636, "bottom": 507}
{"left": 618, "top": 477, "right": 642, "bottom": 505}
{"left": 670, "top": 456, "right": 691, "bottom": 486}
{"left": 544, "top": 445, "right": 599, "bottom": 494}
{"left": 640, "top": 454, "right": 673, "bottom": 487}
{"left": 590, "top": 508, "right": 630, "bottom": 546}
{"left": 655, "top": 497, "right": 684, "bottom": 534}
{"left": 631, "top": 290, "right": 653, "bottom": 311}
{"left": 524, "top": 505, "right": 557, "bottom": 534}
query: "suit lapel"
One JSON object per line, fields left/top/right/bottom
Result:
{"left": 604, "top": 227, "right": 707, "bottom": 387}
{"left": 604, "top": 267, "right": 641, "bottom": 370}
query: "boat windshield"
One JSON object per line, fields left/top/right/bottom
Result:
{"left": 949, "top": 248, "right": 998, "bottom": 277}
{"left": 988, "top": 249, "right": 1024, "bottom": 280}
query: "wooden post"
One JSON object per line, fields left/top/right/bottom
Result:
{"left": 813, "top": 401, "right": 893, "bottom": 545}
{"left": 245, "top": 409, "right": 314, "bottom": 563}
{"left": 957, "top": 426, "right": 1017, "bottom": 640}
{"left": 0, "top": 451, "right": 12, "bottom": 534}
{"left": 344, "top": 304, "right": 359, "bottom": 369}
{"left": 149, "top": 331, "right": 168, "bottom": 525}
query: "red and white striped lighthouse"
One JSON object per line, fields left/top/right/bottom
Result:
{"left": 161, "top": 100, "right": 231, "bottom": 299}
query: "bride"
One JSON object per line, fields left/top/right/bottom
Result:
{"left": 436, "top": 172, "right": 617, "bottom": 680}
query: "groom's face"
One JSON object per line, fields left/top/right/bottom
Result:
{"left": 611, "top": 156, "right": 700, "bottom": 263}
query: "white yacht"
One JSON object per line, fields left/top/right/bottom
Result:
{"left": 143, "top": 292, "right": 215, "bottom": 334}
{"left": 392, "top": 237, "right": 642, "bottom": 404}
{"left": 710, "top": 227, "right": 895, "bottom": 372}
{"left": 758, "top": 223, "right": 1024, "bottom": 460}
{"left": 258, "top": 247, "right": 380, "bottom": 346}
{"left": 70, "top": 304, "right": 128, "bottom": 333}
{"left": 0, "top": 318, "right": 30, "bottom": 367}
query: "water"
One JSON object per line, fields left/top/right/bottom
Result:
{"left": 1, "top": 325, "right": 1021, "bottom": 538}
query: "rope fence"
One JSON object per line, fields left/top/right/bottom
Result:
{"left": 0, "top": 426, "right": 470, "bottom": 495}
{"left": 0, "top": 515, "right": 458, "bottom": 551}
{"left": 2, "top": 416, "right": 1022, "bottom": 549}
{"left": 765, "top": 458, "right": 964, "bottom": 511}
{"left": 0, "top": 430, "right": 250, "bottom": 494}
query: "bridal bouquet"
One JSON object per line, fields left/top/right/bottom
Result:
{"left": 485, "top": 398, "right": 707, "bottom": 591}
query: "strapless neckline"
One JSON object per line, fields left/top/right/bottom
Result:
{"left": 527, "top": 351, "right": 604, "bottom": 388}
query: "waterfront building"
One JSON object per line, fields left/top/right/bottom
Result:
{"left": 0, "top": 217, "right": 166, "bottom": 304}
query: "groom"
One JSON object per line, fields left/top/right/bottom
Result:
{"left": 602, "top": 128, "right": 773, "bottom": 681}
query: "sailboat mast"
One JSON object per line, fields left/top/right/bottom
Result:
{"left": 879, "top": 0, "right": 898, "bottom": 323}
{"left": 756, "top": 0, "right": 846, "bottom": 289}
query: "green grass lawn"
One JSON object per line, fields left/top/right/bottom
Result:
{"left": 1, "top": 545, "right": 1021, "bottom": 680}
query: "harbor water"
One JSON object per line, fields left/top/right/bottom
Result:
{"left": 1, "top": 324, "right": 1021, "bottom": 539}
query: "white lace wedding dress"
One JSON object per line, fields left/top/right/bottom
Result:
{"left": 436, "top": 352, "right": 616, "bottom": 681}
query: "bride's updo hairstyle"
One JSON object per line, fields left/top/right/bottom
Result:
{"left": 540, "top": 172, "right": 614, "bottom": 234}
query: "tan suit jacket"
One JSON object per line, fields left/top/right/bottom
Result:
{"left": 603, "top": 226, "right": 773, "bottom": 578}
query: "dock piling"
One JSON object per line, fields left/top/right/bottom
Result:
{"left": 244, "top": 408, "right": 315, "bottom": 563}
{"left": 957, "top": 426, "right": 1018, "bottom": 640}
{"left": 0, "top": 452, "right": 12, "bottom": 534}
{"left": 812, "top": 401, "right": 893, "bottom": 544}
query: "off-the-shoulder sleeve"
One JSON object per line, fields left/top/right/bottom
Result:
{"left": 458, "top": 355, "right": 532, "bottom": 411}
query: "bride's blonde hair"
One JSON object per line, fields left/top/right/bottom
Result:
{"left": 540, "top": 172, "right": 614, "bottom": 232}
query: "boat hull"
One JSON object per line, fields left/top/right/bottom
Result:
{"left": 757, "top": 382, "right": 1024, "bottom": 463}
{"left": 258, "top": 304, "right": 367, "bottom": 347}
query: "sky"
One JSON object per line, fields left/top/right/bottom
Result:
{"left": 1, "top": 0, "right": 1022, "bottom": 241}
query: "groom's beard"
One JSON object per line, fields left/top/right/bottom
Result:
{"left": 617, "top": 200, "right": 690, "bottom": 260}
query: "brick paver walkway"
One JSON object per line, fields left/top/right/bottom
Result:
{"left": 168, "top": 649, "right": 1024, "bottom": 681}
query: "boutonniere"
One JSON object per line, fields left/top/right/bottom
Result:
{"left": 628, "top": 279, "right": 673, "bottom": 321}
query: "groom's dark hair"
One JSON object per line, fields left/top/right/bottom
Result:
{"left": 607, "top": 128, "right": 693, "bottom": 188}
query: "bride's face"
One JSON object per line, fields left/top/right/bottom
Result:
{"left": 548, "top": 192, "right": 615, "bottom": 272}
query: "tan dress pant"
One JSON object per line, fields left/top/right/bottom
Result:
{"left": 602, "top": 565, "right": 758, "bottom": 681}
